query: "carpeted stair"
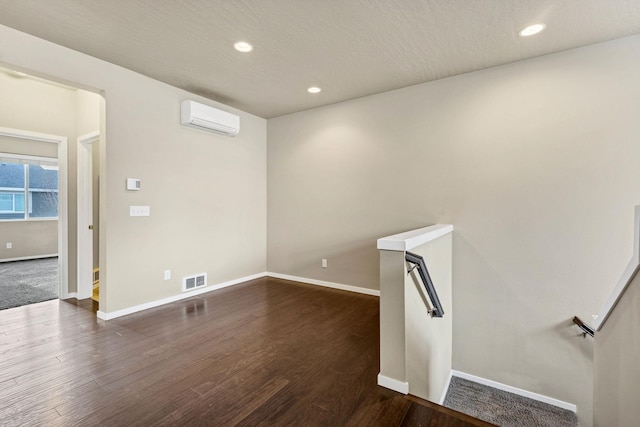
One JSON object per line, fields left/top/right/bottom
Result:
{"left": 443, "top": 376, "right": 579, "bottom": 427}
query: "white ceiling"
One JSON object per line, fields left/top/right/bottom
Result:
{"left": 1, "top": 1, "right": 639, "bottom": 118}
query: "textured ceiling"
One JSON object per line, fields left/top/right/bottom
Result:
{"left": 1, "top": 0, "right": 639, "bottom": 118}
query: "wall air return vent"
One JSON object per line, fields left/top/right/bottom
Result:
{"left": 182, "top": 273, "right": 207, "bottom": 292}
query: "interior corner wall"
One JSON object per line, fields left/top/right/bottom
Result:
{"left": 267, "top": 35, "right": 640, "bottom": 426}
{"left": 0, "top": 24, "right": 267, "bottom": 313}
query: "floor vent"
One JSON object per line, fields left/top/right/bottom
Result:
{"left": 182, "top": 273, "right": 207, "bottom": 292}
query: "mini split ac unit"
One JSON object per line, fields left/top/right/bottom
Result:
{"left": 180, "top": 100, "right": 240, "bottom": 136}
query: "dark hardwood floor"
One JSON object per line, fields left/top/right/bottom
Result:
{"left": 0, "top": 277, "right": 493, "bottom": 426}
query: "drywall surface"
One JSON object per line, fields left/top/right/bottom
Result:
{"left": 0, "top": 25, "right": 267, "bottom": 312}
{"left": 0, "top": 134, "right": 59, "bottom": 158}
{"left": 268, "top": 35, "right": 640, "bottom": 426}
{"left": 593, "top": 270, "right": 640, "bottom": 426}
{"left": 379, "top": 249, "right": 407, "bottom": 386}
{"left": 0, "top": 221, "right": 57, "bottom": 260}
{"left": 76, "top": 90, "right": 101, "bottom": 137}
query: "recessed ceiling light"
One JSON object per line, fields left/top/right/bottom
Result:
{"left": 233, "top": 41, "right": 253, "bottom": 53}
{"left": 519, "top": 23, "right": 546, "bottom": 37}
{"left": 307, "top": 86, "right": 322, "bottom": 94}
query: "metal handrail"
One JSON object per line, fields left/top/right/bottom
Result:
{"left": 405, "top": 251, "right": 444, "bottom": 318}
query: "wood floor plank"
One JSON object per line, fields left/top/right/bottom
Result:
{"left": 403, "top": 395, "right": 497, "bottom": 426}
{"left": 0, "top": 277, "right": 487, "bottom": 427}
{"left": 345, "top": 391, "right": 413, "bottom": 427}
{"left": 11, "top": 408, "right": 62, "bottom": 427}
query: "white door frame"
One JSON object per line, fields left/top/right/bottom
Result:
{"left": 77, "top": 131, "right": 99, "bottom": 300}
{"left": 0, "top": 127, "right": 69, "bottom": 298}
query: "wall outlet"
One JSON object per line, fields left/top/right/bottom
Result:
{"left": 322, "top": 259, "right": 327, "bottom": 268}
{"left": 6, "top": 242, "right": 12, "bottom": 249}
{"left": 164, "top": 270, "right": 171, "bottom": 280}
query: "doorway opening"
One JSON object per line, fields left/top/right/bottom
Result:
{"left": 0, "top": 66, "right": 102, "bottom": 312}
{"left": 0, "top": 130, "right": 66, "bottom": 310}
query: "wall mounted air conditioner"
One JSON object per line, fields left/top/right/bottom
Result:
{"left": 180, "top": 100, "right": 240, "bottom": 136}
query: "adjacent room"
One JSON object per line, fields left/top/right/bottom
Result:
{"left": 0, "top": 2, "right": 639, "bottom": 426}
{"left": 0, "top": 67, "right": 101, "bottom": 311}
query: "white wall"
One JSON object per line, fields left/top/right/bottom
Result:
{"left": 0, "top": 25, "right": 267, "bottom": 312}
{"left": 268, "top": 35, "right": 640, "bottom": 426}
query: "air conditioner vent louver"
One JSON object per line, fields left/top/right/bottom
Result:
{"left": 182, "top": 273, "right": 207, "bottom": 292}
{"left": 181, "top": 100, "right": 240, "bottom": 136}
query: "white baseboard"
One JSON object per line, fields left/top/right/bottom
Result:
{"left": 96, "top": 271, "right": 379, "bottom": 321}
{"left": 0, "top": 254, "right": 58, "bottom": 263}
{"left": 377, "top": 373, "right": 409, "bottom": 394}
{"left": 267, "top": 272, "right": 380, "bottom": 296}
{"left": 439, "top": 370, "right": 453, "bottom": 405}
{"left": 451, "top": 370, "right": 577, "bottom": 413}
{"left": 97, "top": 272, "right": 267, "bottom": 321}
{"left": 62, "top": 292, "right": 78, "bottom": 299}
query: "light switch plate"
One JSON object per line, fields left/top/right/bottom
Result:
{"left": 130, "top": 206, "right": 150, "bottom": 216}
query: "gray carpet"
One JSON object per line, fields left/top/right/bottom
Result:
{"left": 443, "top": 376, "right": 579, "bottom": 427}
{"left": 0, "top": 257, "right": 58, "bottom": 310}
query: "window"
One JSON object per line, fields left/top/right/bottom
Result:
{"left": 0, "top": 158, "right": 58, "bottom": 220}
{"left": 0, "top": 193, "right": 25, "bottom": 212}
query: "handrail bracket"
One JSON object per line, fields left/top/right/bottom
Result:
{"left": 573, "top": 316, "right": 594, "bottom": 338}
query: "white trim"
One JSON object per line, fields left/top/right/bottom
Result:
{"left": 0, "top": 127, "right": 68, "bottom": 300}
{"left": 377, "top": 224, "right": 453, "bottom": 251}
{"left": 595, "top": 205, "right": 640, "bottom": 331}
{"left": 78, "top": 131, "right": 100, "bottom": 145}
{"left": 267, "top": 272, "right": 380, "bottom": 296}
{"left": 57, "top": 138, "right": 68, "bottom": 301}
{"left": 66, "top": 292, "right": 78, "bottom": 299}
{"left": 0, "top": 253, "right": 58, "bottom": 263}
{"left": 0, "top": 127, "right": 63, "bottom": 144}
{"left": 97, "top": 272, "right": 267, "bottom": 320}
{"left": 0, "top": 153, "right": 59, "bottom": 163}
{"left": 377, "top": 373, "right": 409, "bottom": 394}
{"left": 451, "top": 370, "right": 577, "bottom": 413}
{"left": 76, "top": 131, "right": 98, "bottom": 300}
{"left": 0, "top": 217, "right": 58, "bottom": 223}
{"left": 439, "top": 370, "right": 453, "bottom": 405}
